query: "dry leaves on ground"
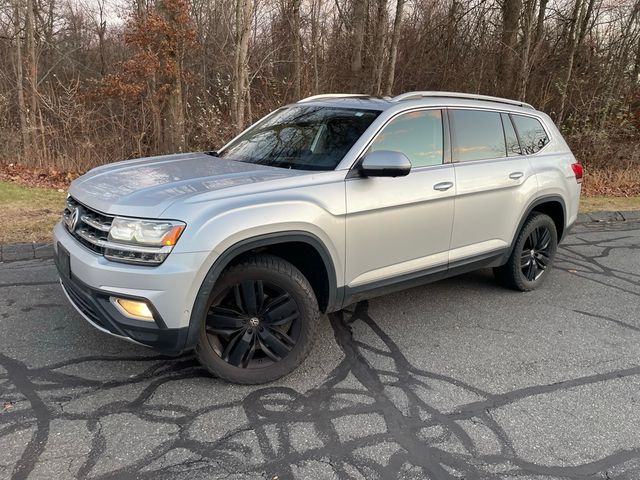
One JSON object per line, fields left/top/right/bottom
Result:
{"left": 0, "top": 163, "right": 77, "bottom": 191}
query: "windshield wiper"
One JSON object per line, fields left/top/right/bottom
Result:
{"left": 204, "top": 150, "right": 219, "bottom": 157}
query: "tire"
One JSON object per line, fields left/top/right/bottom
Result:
{"left": 196, "top": 254, "right": 320, "bottom": 384}
{"left": 493, "top": 212, "right": 558, "bottom": 292}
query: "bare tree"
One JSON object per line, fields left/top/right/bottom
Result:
{"left": 291, "top": 0, "right": 302, "bottom": 99}
{"left": 0, "top": 0, "right": 637, "bottom": 176}
{"left": 371, "top": 0, "right": 388, "bottom": 95}
{"left": 498, "top": 0, "right": 523, "bottom": 97}
{"left": 232, "top": 0, "right": 252, "bottom": 130}
{"left": 350, "top": 0, "right": 366, "bottom": 90}
{"left": 12, "top": 0, "right": 29, "bottom": 153}
{"left": 24, "top": 0, "right": 37, "bottom": 154}
{"left": 385, "top": 0, "right": 404, "bottom": 96}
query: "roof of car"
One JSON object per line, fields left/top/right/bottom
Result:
{"left": 295, "top": 92, "right": 537, "bottom": 113}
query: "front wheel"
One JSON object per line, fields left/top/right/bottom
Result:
{"left": 196, "top": 254, "right": 320, "bottom": 384}
{"left": 494, "top": 212, "right": 558, "bottom": 291}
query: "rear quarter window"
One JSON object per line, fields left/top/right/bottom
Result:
{"left": 511, "top": 114, "right": 550, "bottom": 155}
{"left": 501, "top": 113, "right": 522, "bottom": 156}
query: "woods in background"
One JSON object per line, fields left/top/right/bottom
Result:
{"left": 1, "top": 0, "right": 639, "bottom": 189}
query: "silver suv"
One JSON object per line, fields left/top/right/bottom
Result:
{"left": 54, "top": 91, "right": 583, "bottom": 383}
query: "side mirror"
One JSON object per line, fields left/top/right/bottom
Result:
{"left": 360, "top": 150, "right": 411, "bottom": 178}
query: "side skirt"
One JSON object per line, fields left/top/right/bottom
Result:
{"left": 339, "top": 248, "right": 508, "bottom": 309}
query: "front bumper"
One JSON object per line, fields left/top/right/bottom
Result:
{"left": 54, "top": 221, "right": 210, "bottom": 352}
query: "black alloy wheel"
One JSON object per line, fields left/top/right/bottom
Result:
{"left": 205, "top": 280, "right": 301, "bottom": 369}
{"left": 493, "top": 212, "right": 558, "bottom": 291}
{"left": 520, "top": 225, "right": 552, "bottom": 281}
{"left": 196, "top": 254, "right": 320, "bottom": 384}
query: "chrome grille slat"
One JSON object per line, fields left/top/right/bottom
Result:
{"left": 80, "top": 214, "right": 111, "bottom": 232}
{"left": 63, "top": 196, "right": 114, "bottom": 255}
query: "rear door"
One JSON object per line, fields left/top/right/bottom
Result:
{"left": 449, "top": 109, "right": 537, "bottom": 263}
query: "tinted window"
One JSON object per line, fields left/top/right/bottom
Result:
{"left": 501, "top": 113, "right": 521, "bottom": 156}
{"left": 450, "top": 110, "right": 506, "bottom": 162}
{"left": 512, "top": 115, "right": 549, "bottom": 155}
{"left": 368, "top": 110, "right": 443, "bottom": 168}
{"left": 219, "top": 106, "right": 380, "bottom": 170}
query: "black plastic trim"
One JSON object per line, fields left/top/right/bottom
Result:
{"left": 183, "top": 231, "right": 340, "bottom": 352}
{"left": 341, "top": 248, "right": 507, "bottom": 308}
{"left": 512, "top": 195, "right": 567, "bottom": 246}
{"left": 55, "top": 243, "right": 188, "bottom": 352}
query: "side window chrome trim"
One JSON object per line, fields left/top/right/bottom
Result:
{"left": 451, "top": 150, "right": 558, "bottom": 167}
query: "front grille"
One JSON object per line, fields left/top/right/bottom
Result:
{"left": 63, "top": 197, "right": 114, "bottom": 254}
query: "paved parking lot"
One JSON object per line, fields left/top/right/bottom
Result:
{"left": 1, "top": 217, "right": 640, "bottom": 479}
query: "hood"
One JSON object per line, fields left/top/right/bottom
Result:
{"left": 69, "top": 152, "right": 307, "bottom": 217}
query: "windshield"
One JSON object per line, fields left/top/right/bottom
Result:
{"left": 218, "top": 106, "right": 380, "bottom": 171}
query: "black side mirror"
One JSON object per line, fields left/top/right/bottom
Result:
{"left": 360, "top": 150, "right": 412, "bottom": 178}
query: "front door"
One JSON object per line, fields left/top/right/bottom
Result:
{"left": 345, "top": 109, "right": 455, "bottom": 292}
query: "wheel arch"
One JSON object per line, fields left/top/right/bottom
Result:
{"left": 502, "top": 195, "right": 567, "bottom": 263}
{"left": 183, "top": 231, "right": 340, "bottom": 351}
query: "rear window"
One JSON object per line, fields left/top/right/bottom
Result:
{"left": 219, "top": 106, "right": 380, "bottom": 171}
{"left": 450, "top": 109, "right": 506, "bottom": 162}
{"left": 511, "top": 115, "right": 549, "bottom": 154}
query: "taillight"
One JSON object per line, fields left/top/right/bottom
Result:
{"left": 571, "top": 162, "right": 583, "bottom": 184}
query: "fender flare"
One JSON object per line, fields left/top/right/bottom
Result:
{"left": 502, "top": 194, "right": 567, "bottom": 262}
{"left": 182, "top": 231, "right": 339, "bottom": 351}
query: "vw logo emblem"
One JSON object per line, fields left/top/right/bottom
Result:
{"left": 70, "top": 207, "right": 81, "bottom": 231}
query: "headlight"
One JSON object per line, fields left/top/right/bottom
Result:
{"left": 105, "top": 218, "right": 185, "bottom": 265}
{"left": 109, "top": 218, "right": 185, "bottom": 247}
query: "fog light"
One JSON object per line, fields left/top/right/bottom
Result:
{"left": 111, "top": 297, "right": 154, "bottom": 321}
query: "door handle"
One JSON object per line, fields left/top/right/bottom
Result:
{"left": 509, "top": 171, "right": 524, "bottom": 180}
{"left": 433, "top": 181, "right": 454, "bottom": 191}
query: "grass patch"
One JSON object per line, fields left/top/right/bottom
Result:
{"left": 0, "top": 181, "right": 66, "bottom": 244}
{"left": 580, "top": 196, "right": 640, "bottom": 213}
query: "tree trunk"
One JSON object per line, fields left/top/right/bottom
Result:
{"left": 497, "top": 0, "right": 523, "bottom": 97}
{"left": 232, "top": 0, "right": 252, "bottom": 131}
{"left": 599, "top": 0, "right": 640, "bottom": 127}
{"left": 557, "top": 0, "right": 584, "bottom": 125}
{"left": 350, "top": 0, "right": 367, "bottom": 90}
{"left": 371, "top": 0, "right": 388, "bottom": 95}
{"left": 517, "top": 0, "right": 537, "bottom": 100}
{"left": 96, "top": 0, "right": 107, "bottom": 76}
{"left": 25, "top": 0, "right": 38, "bottom": 155}
{"left": 166, "top": 68, "right": 185, "bottom": 151}
{"left": 291, "top": 0, "right": 302, "bottom": 100}
{"left": 13, "top": 0, "right": 30, "bottom": 155}
{"left": 634, "top": 31, "right": 640, "bottom": 87}
{"left": 385, "top": 0, "right": 405, "bottom": 96}
{"left": 310, "top": 0, "right": 320, "bottom": 93}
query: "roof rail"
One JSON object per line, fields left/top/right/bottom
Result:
{"left": 297, "top": 94, "right": 372, "bottom": 103}
{"left": 391, "top": 91, "right": 535, "bottom": 110}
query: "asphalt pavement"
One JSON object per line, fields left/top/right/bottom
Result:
{"left": 1, "top": 216, "right": 640, "bottom": 479}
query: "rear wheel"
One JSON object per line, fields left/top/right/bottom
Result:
{"left": 196, "top": 254, "right": 320, "bottom": 384}
{"left": 494, "top": 212, "right": 558, "bottom": 291}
